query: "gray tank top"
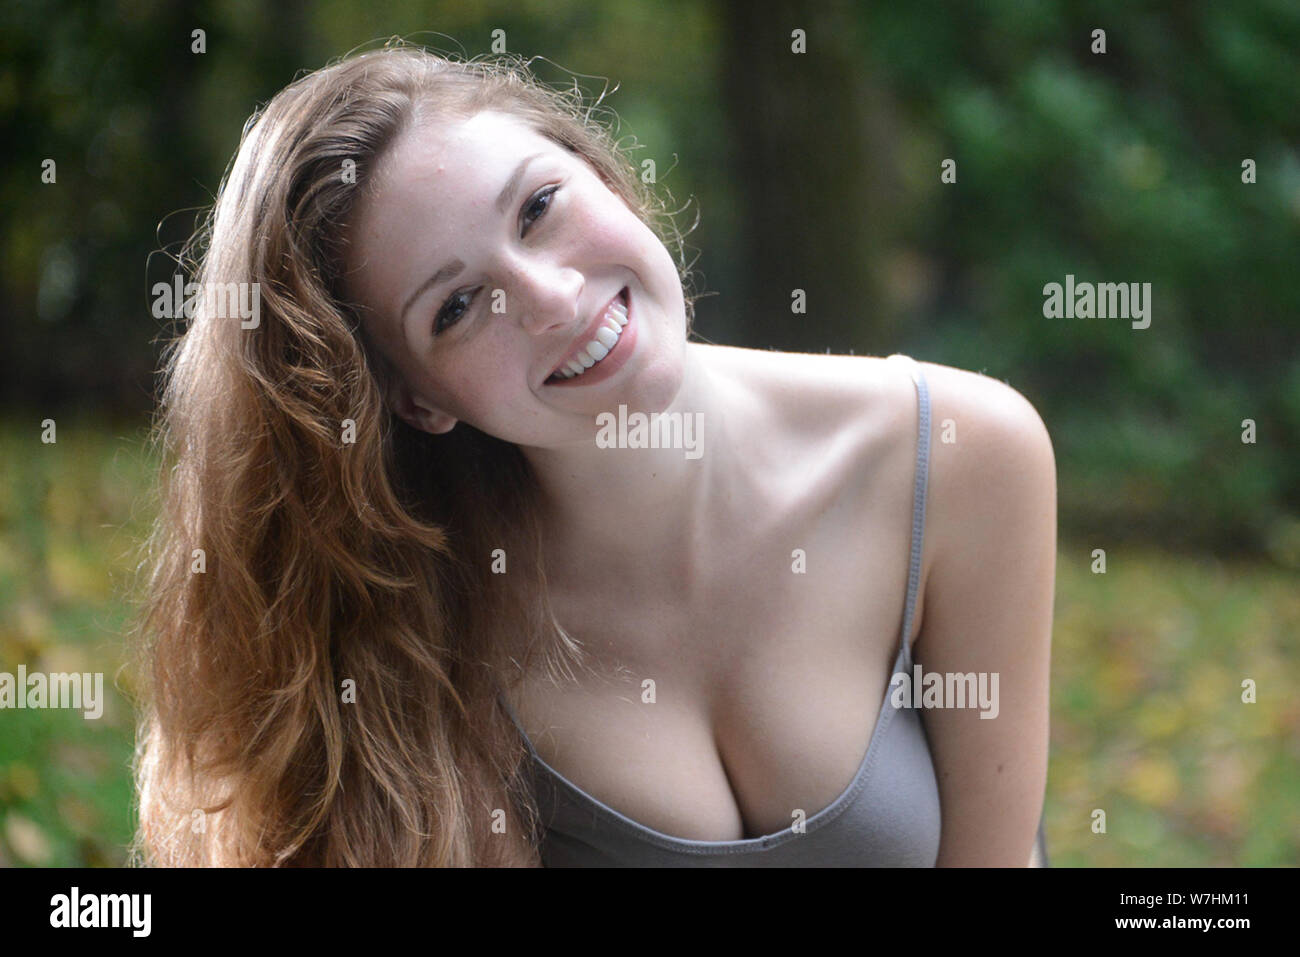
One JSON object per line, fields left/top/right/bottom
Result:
{"left": 499, "top": 353, "right": 940, "bottom": 866}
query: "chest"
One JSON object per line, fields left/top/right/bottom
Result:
{"left": 505, "top": 458, "right": 925, "bottom": 842}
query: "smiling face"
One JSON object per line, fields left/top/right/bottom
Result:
{"left": 341, "top": 109, "right": 688, "bottom": 446}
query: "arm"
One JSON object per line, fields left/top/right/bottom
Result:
{"left": 912, "top": 363, "right": 1057, "bottom": 866}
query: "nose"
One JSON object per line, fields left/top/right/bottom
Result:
{"left": 507, "top": 258, "right": 584, "bottom": 336}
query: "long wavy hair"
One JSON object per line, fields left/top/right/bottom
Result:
{"left": 129, "top": 41, "right": 698, "bottom": 867}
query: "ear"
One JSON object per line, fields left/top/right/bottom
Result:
{"left": 387, "top": 379, "right": 458, "bottom": 435}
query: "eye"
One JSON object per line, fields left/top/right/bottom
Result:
{"left": 434, "top": 288, "right": 476, "bottom": 335}
{"left": 522, "top": 185, "right": 559, "bottom": 232}
{"left": 432, "top": 185, "right": 560, "bottom": 336}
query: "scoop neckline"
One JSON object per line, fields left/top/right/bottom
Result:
{"left": 505, "top": 639, "right": 912, "bottom": 854}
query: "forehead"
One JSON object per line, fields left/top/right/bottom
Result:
{"left": 342, "top": 110, "right": 563, "bottom": 332}
{"left": 367, "top": 109, "right": 556, "bottom": 208}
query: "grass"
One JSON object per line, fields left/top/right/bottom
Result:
{"left": 0, "top": 416, "right": 1296, "bottom": 866}
{"left": 1047, "top": 543, "right": 1300, "bottom": 866}
{"left": 0, "top": 415, "right": 155, "bottom": 866}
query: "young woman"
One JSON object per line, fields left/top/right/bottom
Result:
{"left": 132, "top": 43, "right": 1056, "bottom": 867}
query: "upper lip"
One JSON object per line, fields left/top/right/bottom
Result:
{"left": 546, "top": 287, "right": 626, "bottom": 380}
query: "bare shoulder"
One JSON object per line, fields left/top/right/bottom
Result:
{"left": 913, "top": 359, "right": 1055, "bottom": 456}
{"left": 698, "top": 342, "right": 1053, "bottom": 468}
{"left": 902, "top": 361, "right": 1057, "bottom": 864}
{"left": 702, "top": 343, "right": 1057, "bottom": 601}
{"left": 911, "top": 360, "right": 1057, "bottom": 569}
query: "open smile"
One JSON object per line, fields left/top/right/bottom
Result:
{"left": 544, "top": 287, "right": 636, "bottom": 388}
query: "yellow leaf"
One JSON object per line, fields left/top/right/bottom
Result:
{"left": 1124, "top": 755, "right": 1179, "bottom": 807}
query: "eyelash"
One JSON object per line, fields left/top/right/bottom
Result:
{"left": 433, "top": 184, "right": 560, "bottom": 335}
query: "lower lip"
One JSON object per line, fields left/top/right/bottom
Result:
{"left": 545, "top": 289, "right": 637, "bottom": 388}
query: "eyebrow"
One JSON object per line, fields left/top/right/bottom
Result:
{"left": 397, "top": 151, "right": 546, "bottom": 330}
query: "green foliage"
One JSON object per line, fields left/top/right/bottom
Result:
{"left": 1048, "top": 542, "right": 1300, "bottom": 866}
{"left": 3, "top": 0, "right": 1295, "bottom": 550}
{"left": 864, "top": 0, "right": 1300, "bottom": 553}
{"left": 0, "top": 418, "right": 154, "bottom": 866}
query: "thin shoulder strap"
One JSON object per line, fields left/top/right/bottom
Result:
{"left": 885, "top": 354, "right": 931, "bottom": 669}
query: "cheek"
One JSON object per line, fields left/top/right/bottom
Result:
{"left": 612, "top": 207, "right": 675, "bottom": 280}
{"left": 572, "top": 187, "right": 645, "bottom": 250}
{"left": 442, "top": 342, "right": 521, "bottom": 414}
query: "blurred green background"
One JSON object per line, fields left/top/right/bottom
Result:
{"left": 0, "top": 0, "right": 1296, "bottom": 866}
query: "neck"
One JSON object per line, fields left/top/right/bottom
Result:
{"left": 519, "top": 342, "right": 730, "bottom": 591}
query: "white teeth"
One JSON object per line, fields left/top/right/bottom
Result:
{"left": 550, "top": 292, "right": 629, "bottom": 381}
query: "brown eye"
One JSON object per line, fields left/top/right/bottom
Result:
{"left": 522, "top": 185, "right": 558, "bottom": 231}
{"left": 435, "top": 288, "right": 476, "bottom": 334}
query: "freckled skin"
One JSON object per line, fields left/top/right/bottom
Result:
{"left": 342, "top": 110, "right": 687, "bottom": 449}
{"left": 340, "top": 107, "right": 722, "bottom": 594}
